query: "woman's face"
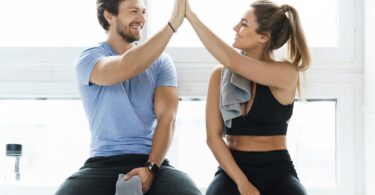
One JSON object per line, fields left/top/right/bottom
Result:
{"left": 232, "top": 8, "right": 266, "bottom": 52}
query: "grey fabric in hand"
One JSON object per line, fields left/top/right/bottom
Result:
{"left": 115, "top": 174, "right": 143, "bottom": 195}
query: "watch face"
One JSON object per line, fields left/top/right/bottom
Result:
{"left": 146, "top": 162, "right": 159, "bottom": 176}
{"left": 148, "top": 164, "right": 153, "bottom": 169}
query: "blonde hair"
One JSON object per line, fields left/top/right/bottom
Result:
{"left": 251, "top": 0, "right": 311, "bottom": 95}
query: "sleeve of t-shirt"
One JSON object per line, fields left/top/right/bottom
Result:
{"left": 75, "top": 46, "right": 107, "bottom": 86}
{"left": 156, "top": 53, "right": 178, "bottom": 88}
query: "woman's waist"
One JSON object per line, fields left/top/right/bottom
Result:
{"left": 226, "top": 135, "right": 287, "bottom": 152}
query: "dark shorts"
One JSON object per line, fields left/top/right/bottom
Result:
{"left": 206, "top": 150, "right": 307, "bottom": 195}
{"left": 55, "top": 154, "right": 202, "bottom": 195}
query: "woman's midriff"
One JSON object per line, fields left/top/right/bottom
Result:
{"left": 226, "top": 135, "right": 287, "bottom": 151}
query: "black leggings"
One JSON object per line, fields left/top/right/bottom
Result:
{"left": 206, "top": 150, "right": 307, "bottom": 195}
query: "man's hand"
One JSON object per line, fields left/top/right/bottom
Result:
{"left": 125, "top": 167, "right": 155, "bottom": 193}
{"left": 169, "top": 0, "right": 186, "bottom": 30}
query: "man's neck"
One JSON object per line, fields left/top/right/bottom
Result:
{"left": 106, "top": 33, "right": 136, "bottom": 54}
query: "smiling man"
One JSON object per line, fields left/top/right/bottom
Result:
{"left": 55, "top": 0, "right": 201, "bottom": 194}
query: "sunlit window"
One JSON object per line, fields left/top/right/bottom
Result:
{"left": 0, "top": 100, "right": 90, "bottom": 186}
{"left": 0, "top": 0, "right": 337, "bottom": 48}
{"left": 0, "top": 0, "right": 106, "bottom": 47}
{"left": 171, "top": 100, "right": 336, "bottom": 191}
{"left": 150, "top": 0, "right": 338, "bottom": 47}
{"left": 287, "top": 100, "right": 336, "bottom": 188}
{"left": 0, "top": 99, "right": 336, "bottom": 193}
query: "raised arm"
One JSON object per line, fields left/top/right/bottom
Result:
{"left": 90, "top": 0, "right": 186, "bottom": 86}
{"left": 206, "top": 66, "right": 260, "bottom": 195}
{"left": 185, "top": 1, "right": 298, "bottom": 90}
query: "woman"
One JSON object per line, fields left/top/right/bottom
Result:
{"left": 184, "top": 0, "right": 310, "bottom": 194}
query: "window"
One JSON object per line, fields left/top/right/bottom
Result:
{"left": 169, "top": 100, "right": 337, "bottom": 192}
{"left": 0, "top": 100, "right": 90, "bottom": 187}
{"left": 0, "top": 0, "right": 106, "bottom": 47}
{"left": 0, "top": 79, "right": 360, "bottom": 195}
{"left": 0, "top": 99, "right": 337, "bottom": 193}
{"left": 287, "top": 100, "right": 336, "bottom": 188}
{"left": 0, "top": 0, "right": 338, "bottom": 47}
{"left": 150, "top": 0, "right": 338, "bottom": 48}
{"left": 149, "top": 0, "right": 352, "bottom": 63}
{"left": 0, "top": 0, "right": 354, "bottom": 63}
{"left": 0, "top": 0, "right": 357, "bottom": 97}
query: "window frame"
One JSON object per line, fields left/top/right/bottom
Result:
{"left": 300, "top": 72, "right": 361, "bottom": 195}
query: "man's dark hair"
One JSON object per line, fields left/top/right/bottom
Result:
{"left": 97, "top": 0, "right": 125, "bottom": 31}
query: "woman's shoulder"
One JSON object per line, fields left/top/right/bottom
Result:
{"left": 212, "top": 64, "right": 224, "bottom": 75}
{"left": 209, "top": 65, "right": 224, "bottom": 85}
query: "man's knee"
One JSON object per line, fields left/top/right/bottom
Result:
{"left": 147, "top": 166, "right": 201, "bottom": 195}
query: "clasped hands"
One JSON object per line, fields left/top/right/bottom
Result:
{"left": 168, "top": 0, "right": 196, "bottom": 33}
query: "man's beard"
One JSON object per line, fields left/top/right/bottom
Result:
{"left": 116, "top": 21, "right": 140, "bottom": 43}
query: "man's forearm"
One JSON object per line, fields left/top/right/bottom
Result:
{"left": 118, "top": 25, "right": 175, "bottom": 78}
{"left": 147, "top": 118, "right": 175, "bottom": 166}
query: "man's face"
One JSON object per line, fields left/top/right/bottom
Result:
{"left": 114, "top": 0, "right": 146, "bottom": 43}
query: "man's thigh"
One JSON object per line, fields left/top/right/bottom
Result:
{"left": 55, "top": 167, "right": 130, "bottom": 195}
{"left": 146, "top": 165, "right": 202, "bottom": 195}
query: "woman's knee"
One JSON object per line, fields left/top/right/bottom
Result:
{"left": 206, "top": 173, "right": 239, "bottom": 195}
{"left": 263, "top": 176, "right": 307, "bottom": 195}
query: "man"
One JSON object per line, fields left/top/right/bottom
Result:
{"left": 55, "top": 0, "right": 201, "bottom": 194}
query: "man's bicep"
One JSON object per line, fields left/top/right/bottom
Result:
{"left": 89, "top": 55, "right": 137, "bottom": 86}
{"left": 154, "top": 86, "right": 179, "bottom": 119}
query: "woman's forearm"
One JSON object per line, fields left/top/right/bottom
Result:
{"left": 207, "top": 136, "right": 249, "bottom": 185}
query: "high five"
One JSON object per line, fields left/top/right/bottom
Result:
{"left": 56, "top": 0, "right": 201, "bottom": 194}
{"left": 55, "top": 0, "right": 310, "bottom": 194}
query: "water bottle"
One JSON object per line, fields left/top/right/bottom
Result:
{"left": 4, "top": 144, "right": 22, "bottom": 183}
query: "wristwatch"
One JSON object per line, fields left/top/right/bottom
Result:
{"left": 145, "top": 161, "right": 160, "bottom": 176}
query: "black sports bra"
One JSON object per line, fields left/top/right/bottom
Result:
{"left": 225, "top": 83, "right": 294, "bottom": 136}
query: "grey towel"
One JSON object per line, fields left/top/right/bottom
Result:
{"left": 220, "top": 67, "right": 251, "bottom": 128}
{"left": 115, "top": 174, "right": 143, "bottom": 195}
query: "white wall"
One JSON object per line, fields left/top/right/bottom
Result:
{"left": 364, "top": 0, "right": 375, "bottom": 194}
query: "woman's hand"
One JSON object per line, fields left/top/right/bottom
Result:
{"left": 237, "top": 180, "right": 261, "bottom": 195}
{"left": 185, "top": 0, "right": 194, "bottom": 19}
{"left": 169, "top": 0, "right": 186, "bottom": 31}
